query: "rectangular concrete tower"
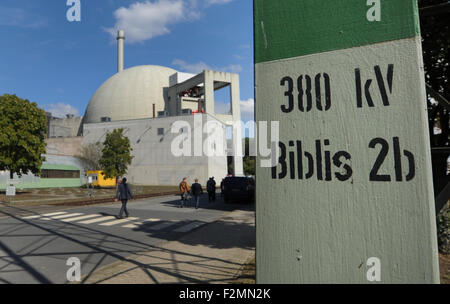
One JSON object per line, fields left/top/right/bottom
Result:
{"left": 255, "top": 0, "right": 440, "bottom": 283}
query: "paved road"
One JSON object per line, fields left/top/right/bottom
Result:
{"left": 0, "top": 193, "right": 251, "bottom": 284}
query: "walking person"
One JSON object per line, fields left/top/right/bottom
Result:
{"left": 206, "top": 177, "right": 216, "bottom": 202}
{"left": 179, "top": 177, "right": 190, "bottom": 208}
{"left": 191, "top": 178, "right": 203, "bottom": 209}
{"left": 220, "top": 178, "right": 225, "bottom": 197}
{"left": 115, "top": 177, "right": 133, "bottom": 219}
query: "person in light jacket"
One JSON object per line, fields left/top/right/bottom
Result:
{"left": 179, "top": 177, "right": 190, "bottom": 208}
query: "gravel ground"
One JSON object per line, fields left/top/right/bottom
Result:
{"left": 0, "top": 185, "right": 178, "bottom": 206}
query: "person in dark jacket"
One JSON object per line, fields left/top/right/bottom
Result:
{"left": 206, "top": 177, "right": 216, "bottom": 202}
{"left": 191, "top": 178, "right": 203, "bottom": 209}
{"left": 115, "top": 177, "right": 133, "bottom": 218}
{"left": 220, "top": 178, "right": 224, "bottom": 197}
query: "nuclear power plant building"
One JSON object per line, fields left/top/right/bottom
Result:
{"left": 0, "top": 30, "right": 243, "bottom": 189}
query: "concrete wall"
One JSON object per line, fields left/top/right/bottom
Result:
{"left": 46, "top": 137, "right": 83, "bottom": 156}
{"left": 82, "top": 114, "right": 228, "bottom": 186}
{"left": 205, "top": 114, "right": 228, "bottom": 180}
{"left": 167, "top": 70, "right": 243, "bottom": 175}
{"left": 48, "top": 116, "right": 83, "bottom": 138}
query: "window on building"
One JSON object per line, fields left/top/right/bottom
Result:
{"left": 41, "top": 170, "right": 80, "bottom": 179}
{"left": 158, "top": 128, "right": 164, "bottom": 135}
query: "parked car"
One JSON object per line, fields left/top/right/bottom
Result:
{"left": 222, "top": 176, "right": 255, "bottom": 204}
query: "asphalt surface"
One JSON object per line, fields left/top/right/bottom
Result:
{"left": 0, "top": 193, "right": 252, "bottom": 284}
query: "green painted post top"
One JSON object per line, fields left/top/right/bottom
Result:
{"left": 255, "top": 0, "right": 420, "bottom": 63}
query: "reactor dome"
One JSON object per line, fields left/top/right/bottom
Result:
{"left": 84, "top": 65, "right": 177, "bottom": 123}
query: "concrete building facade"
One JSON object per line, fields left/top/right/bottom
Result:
{"left": 83, "top": 114, "right": 228, "bottom": 186}
{"left": 47, "top": 114, "right": 83, "bottom": 138}
{"left": 76, "top": 29, "right": 243, "bottom": 186}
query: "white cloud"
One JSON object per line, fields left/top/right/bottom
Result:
{"left": 43, "top": 103, "right": 80, "bottom": 118}
{"left": 171, "top": 59, "right": 211, "bottom": 74}
{"left": 105, "top": 1, "right": 193, "bottom": 43}
{"left": 106, "top": 0, "right": 234, "bottom": 43}
{"left": 240, "top": 98, "right": 254, "bottom": 120}
{"left": 205, "top": 0, "right": 233, "bottom": 5}
{"left": 172, "top": 59, "right": 242, "bottom": 74}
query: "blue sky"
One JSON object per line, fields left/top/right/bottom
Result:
{"left": 0, "top": 0, "right": 254, "bottom": 121}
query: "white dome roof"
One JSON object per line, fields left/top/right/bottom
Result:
{"left": 84, "top": 65, "right": 177, "bottom": 123}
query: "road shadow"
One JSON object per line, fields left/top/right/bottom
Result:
{"left": 98, "top": 211, "right": 116, "bottom": 217}
{"left": 0, "top": 204, "right": 254, "bottom": 284}
{"left": 129, "top": 216, "right": 255, "bottom": 250}
{"left": 160, "top": 192, "right": 255, "bottom": 212}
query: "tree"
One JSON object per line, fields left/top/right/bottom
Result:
{"left": 419, "top": 0, "right": 449, "bottom": 101}
{"left": 418, "top": 0, "right": 450, "bottom": 254}
{"left": 78, "top": 142, "right": 103, "bottom": 170}
{"left": 419, "top": 0, "right": 450, "bottom": 147}
{"left": 99, "top": 128, "right": 133, "bottom": 180}
{"left": 243, "top": 137, "right": 255, "bottom": 176}
{"left": 0, "top": 94, "right": 47, "bottom": 179}
{"left": 227, "top": 138, "right": 256, "bottom": 176}
{"left": 227, "top": 156, "right": 233, "bottom": 175}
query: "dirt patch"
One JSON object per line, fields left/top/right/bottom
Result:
{"left": 0, "top": 185, "right": 179, "bottom": 207}
{"left": 229, "top": 257, "right": 255, "bottom": 284}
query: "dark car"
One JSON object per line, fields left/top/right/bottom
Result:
{"left": 222, "top": 176, "right": 255, "bottom": 204}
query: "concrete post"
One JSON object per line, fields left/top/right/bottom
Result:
{"left": 255, "top": 0, "right": 439, "bottom": 283}
{"left": 231, "top": 73, "right": 243, "bottom": 175}
{"left": 204, "top": 71, "right": 215, "bottom": 114}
